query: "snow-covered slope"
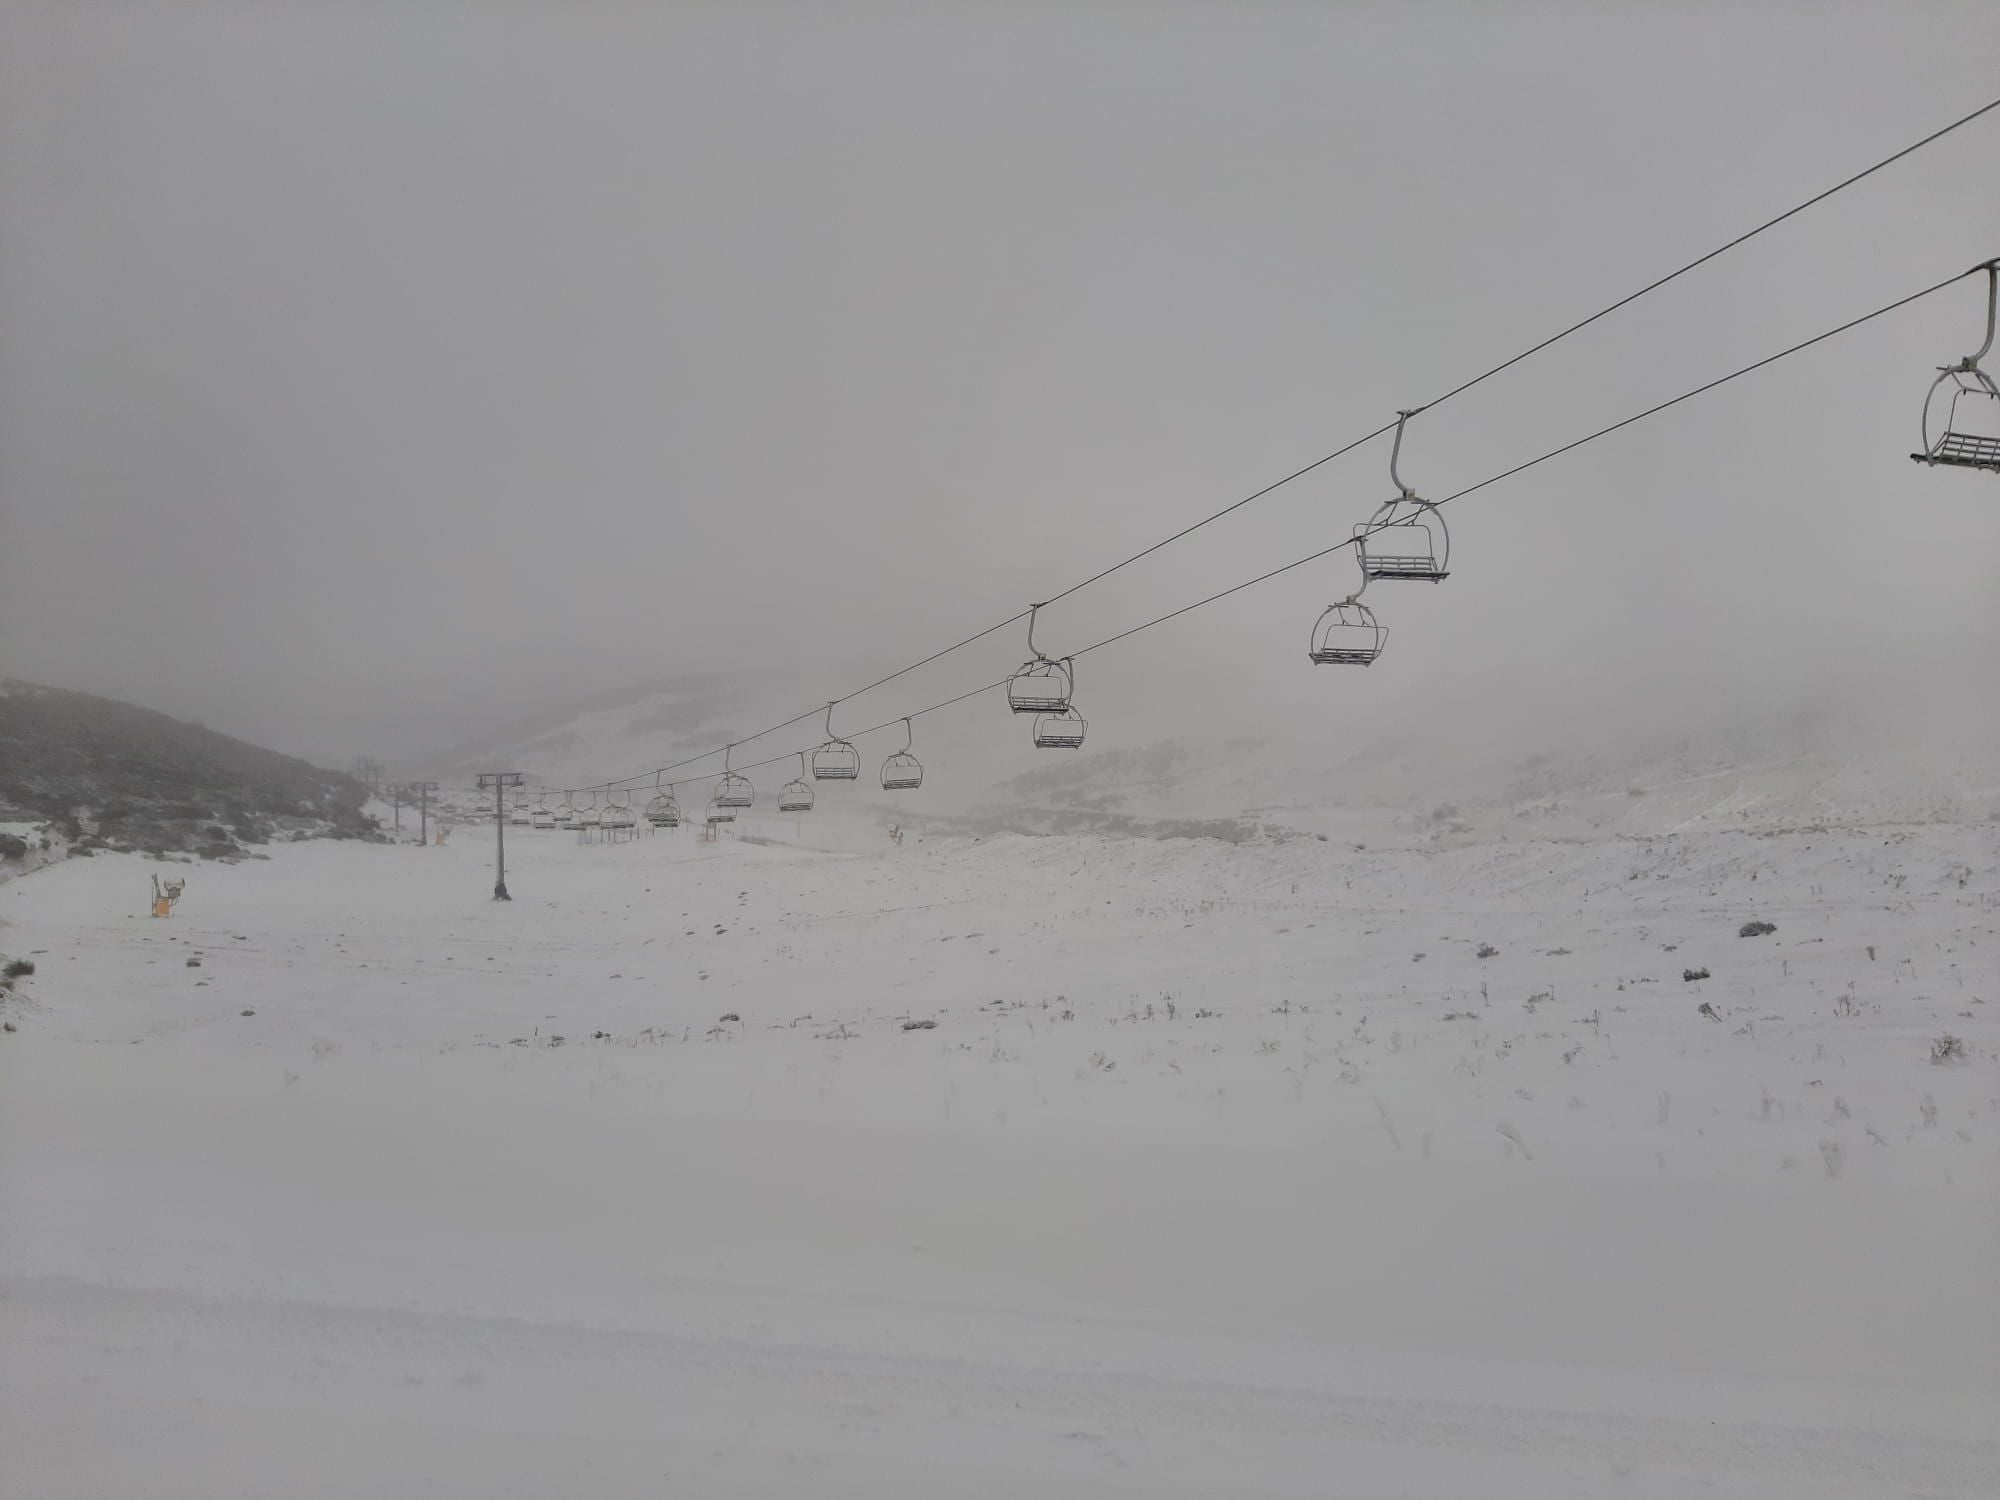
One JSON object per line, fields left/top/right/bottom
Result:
{"left": 419, "top": 672, "right": 2000, "bottom": 846}
{"left": 2, "top": 815, "right": 1995, "bottom": 1497}
{"left": 974, "top": 705, "right": 2000, "bottom": 844}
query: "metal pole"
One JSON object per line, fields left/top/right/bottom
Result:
{"left": 392, "top": 785, "right": 403, "bottom": 833}
{"left": 476, "top": 773, "right": 523, "bottom": 901}
{"left": 494, "top": 787, "right": 507, "bottom": 899}
{"left": 411, "top": 781, "right": 437, "bottom": 848}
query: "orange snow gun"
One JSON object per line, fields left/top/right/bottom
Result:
{"left": 150, "top": 874, "right": 185, "bottom": 917}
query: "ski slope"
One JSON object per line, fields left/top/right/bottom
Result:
{"left": 2, "top": 815, "right": 1996, "bottom": 1497}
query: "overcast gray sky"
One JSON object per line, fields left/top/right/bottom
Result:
{"left": 3, "top": 1, "right": 1997, "bottom": 768}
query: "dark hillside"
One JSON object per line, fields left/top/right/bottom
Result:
{"left": 0, "top": 679, "right": 377, "bottom": 863}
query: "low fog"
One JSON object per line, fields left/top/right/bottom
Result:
{"left": 3, "top": 2, "right": 1997, "bottom": 775}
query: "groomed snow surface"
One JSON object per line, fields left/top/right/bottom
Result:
{"left": 2, "top": 816, "right": 1996, "bottom": 1497}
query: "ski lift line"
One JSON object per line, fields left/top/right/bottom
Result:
{"left": 559, "top": 201, "right": 1997, "bottom": 807}
{"left": 559, "top": 262, "right": 1984, "bottom": 799}
{"left": 561, "top": 103, "right": 1997, "bottom": 801}
{"left": 1068, "top": 263, "right": 1988, "bottom": 664}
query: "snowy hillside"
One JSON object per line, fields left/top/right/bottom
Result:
{"left": 976, "top": 715, "right": 2000, "bottom": 843}
{"left": 0, "top": 679, "right": 378, "bottom": 869}
{"left": 423, "top": 671, "right": 2000, "bottom": 845}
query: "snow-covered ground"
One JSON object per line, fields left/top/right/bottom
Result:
{"left": 2, "top": 813, "right": 1996, "bottom": 1497}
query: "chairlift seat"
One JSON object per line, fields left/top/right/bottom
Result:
{"left": 1361, "top": 554, "right": 1448, "bottom": 581}
{"left": 810, "top": 743, "right": 860, "bottom": 781}
{"left": 1912, "top": 431, "right": 2000, "bottom": 471}
{"left": 1033, "top": 709, "right": 1088, "bottom": 749}
{"left": 1007, "top": 658, "right": 1073, "bottom": 715}
{"left": 881, "top": 751, "right": 924, "bottom": 790}
{"left": 1310, "top": 601, "right": 1386, "bottom": 666}
{"left": 779, "top": 781, "right": 815, "bottom": 812}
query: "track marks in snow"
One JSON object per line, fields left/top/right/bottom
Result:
{"left": 6, "top": 1273, "right": 1994, "bottom": 1496}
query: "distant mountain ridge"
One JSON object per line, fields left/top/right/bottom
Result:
{"left": 0, "top": 679, "right": 377, "bottom": 866}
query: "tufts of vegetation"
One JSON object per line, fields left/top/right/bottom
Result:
{"left": 0, "top": 678, "right": 377, "bottom": 859}
{"left": 3, "top": 958, "right": 34, "bottom": 980}
{"left": 1931, "top": 1034, "right": 1969, "bottom": 1065}
{"left": 1738, "top": 920, "right": 1777, "bottom": 938}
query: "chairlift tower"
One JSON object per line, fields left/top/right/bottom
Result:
{"left": 406, "top": 781, "right": 439, "bottom": 847}
{"left": 476, "top": 772, "right": 525, "bottom": 900}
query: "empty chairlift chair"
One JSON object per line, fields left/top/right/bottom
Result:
{"left": 779, "top": 753, "right": 816, "bottom": 812}
{"left": 1033, "top": 705, "right": 1088, "bottom": 749}
{"left": 1007, "top": 604, "right": 1074, "bottom": 714}
{"left": 1912, "top": 259, "right": 2000, "bottom": 475}
{"left": 645, "top": 777, "right": 681, "bottom": 829}
{"left": 576, "top": 795, "right": 604, "bottom": 839}
{"left": 1357, "top": 410, "right": 1451, "bottom": 582}
{"left": 810, "top": 703, "right": 860, "bottom": 781}
{"left": 604, "top": 795, "right": 637, "bottom": 837}
{"left": 530, "top": 798, "right": 555, "bottom": 831}
{"left": 1309, "top": 597, "right": 1387, "bottom": 666}
{"left": 555, "top": 797, "right": 582, "bottom": 831}
{"left": 713, "top": 744, "right": 755, "bottom": 810}
{"left": 880, "top": 718, "right": 924, "bottom": 791}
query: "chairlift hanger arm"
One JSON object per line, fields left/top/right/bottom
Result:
{"left": 1954, "top": 259, "right": 1997, "bottom": 370}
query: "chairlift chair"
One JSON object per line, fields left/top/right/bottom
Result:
{"left": 576, "top": 795, "right": 604, "bottom": 836}
{"left": 880, "top": 718, "right": 924, "bottom": 791}
{"left": 779, "top": 754, "right": 816, "bottom": 812}
{"left": 1357, "top": 410, "right": 1450, "bottom": 581}
{"left": 604, "top": 794, "right": 636, "bottom": 834}
{"left": 1912, "top": 260, "right": 2000, "bottom": 474}
{"left": 713, "top": 744, "right": 755, "bottom": 809}
{"left": 555, "top": 798, "right": 581, "bottom": 831}
{"left": 646, "top": 777, "right": 681, "bottom": 828}
{"left": 1033, "top": 705, "right": 1088, "bottom": 749}
{"left": 530, "top": 797, "right": 555, "bottom": 831}
{"left": 705, "top": 790, "right": 737, "bottom": 824}
{"left": 1007, "top": 604, "right": 1075, "bottom": 713}
{"left": 1308, "top": 598, "right": 1387, "bottom": 666}
{"left": 810, "top": 703, "right": 860, "bottom": 781}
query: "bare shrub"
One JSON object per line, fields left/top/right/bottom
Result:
{"left": 1931, "top": 1034, "right": 1969, "bottom": 1065}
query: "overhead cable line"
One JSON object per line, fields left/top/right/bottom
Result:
{"left": 1032, "top": 92, "right": 2000, "bottom": 609}
{"left": 559, "top": 260, "right": 1985, "bottom": 797}
{"left": 556, "top": 92, "right": 2000, "bottom": 800}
